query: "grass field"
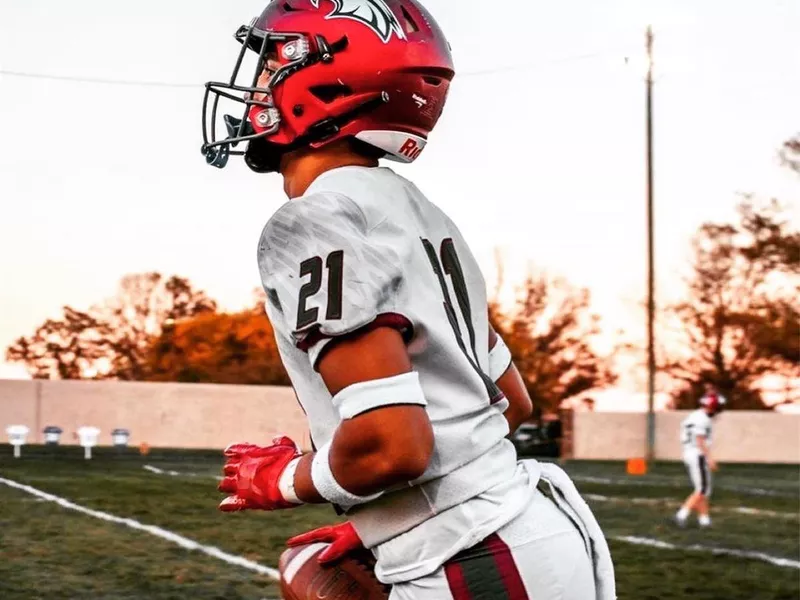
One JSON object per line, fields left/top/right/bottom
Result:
{"left": 0, "top": 445, "right": 797, "bottom": 600}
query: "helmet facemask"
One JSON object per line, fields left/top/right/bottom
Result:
{"left": 202, "top": 21, "right": 325, "bottom": 171}
{"left": 201, "top": 20, "right": 380, "bottom": 173}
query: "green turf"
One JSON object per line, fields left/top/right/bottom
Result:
{"left": 0, "top": 446, "right": 797, "bottom": 599}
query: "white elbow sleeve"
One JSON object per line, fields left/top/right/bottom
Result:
{"left": 488, "top": 335, "right": 513, "bottom": 381}
{"left": 332, "top": 371, "right": 427, "bottom": 420}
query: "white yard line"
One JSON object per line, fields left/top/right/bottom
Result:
{"left": 143, "top": 465, "right": 181, "bottom": 476}
{"left": 572, "top": 475, "right": 615, "bottom": 484}
{"left": 733, "top": 506, "right": 795, "bottom": 518}
{"left": 144, "top": 464, "right": 222, "bottom": 481}
{"left": 572, "top": 474, "right": 789, "bottom": 497}
{"left": 585, "top": 493, "right": 798, "bottom": 519}
{"left": 586, "top": 493, "right": 664, "bottom": 505}
{"left": 7, "top": 472, "right": 797, "bottom": 583}
{"left": 0, "top": 476, "right": 280, "bottom": 581}
{"left": 145, "top": 467, "right": 797, "bottom": 519}
{"left": 614, "top": 535, "right": 800, "bottom": 569}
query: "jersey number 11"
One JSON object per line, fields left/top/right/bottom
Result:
{"left": 422, "top": 238, "right": 503, "bottom": 404}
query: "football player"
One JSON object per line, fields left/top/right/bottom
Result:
{"left": 202, "top": 1, "right": 615, "bottom": 598}
{"left": 675, "top": 384, "right": 726, "bottom": 528}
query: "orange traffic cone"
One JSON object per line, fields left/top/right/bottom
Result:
{"left": 626, "top": 457, "right": 647, "bottom": 476}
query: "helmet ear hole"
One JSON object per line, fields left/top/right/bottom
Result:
{"left": 400, "top": 6, "right": 420, "bottom": 34}
{"left": 310, "top": 84, "right": 354, "bottom": 104}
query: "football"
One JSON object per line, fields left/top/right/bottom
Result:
{"left": 278, "top": 543, "right": 391, "bottom": 600}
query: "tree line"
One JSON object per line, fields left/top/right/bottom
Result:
{"left": 6, "top": 136, "right": 798, "bottom": 413}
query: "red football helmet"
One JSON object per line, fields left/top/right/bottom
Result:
{"left": 700, "top": 393, "right": 726, "bottom": 415}
{"left": 201, "top": 0, "right": 455, "bottom": 173}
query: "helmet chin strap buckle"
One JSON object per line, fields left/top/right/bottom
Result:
{"left": 202, "top": 115, "right": 259, "bottom": 169}
{"left": 224, "top": 115, "right": 256, "bottom": 147}
{"left": 203, "top": 143, "right": 230, "bottom": 169}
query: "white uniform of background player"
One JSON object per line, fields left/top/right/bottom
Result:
{"left": 676, "top": 389, "right": 726, "bottom": 527}
{"left": 259, "top": 166, "right": 615, "bottom": 599}
{"left": 680, "top": 409, "right": 714, "bottom": 496}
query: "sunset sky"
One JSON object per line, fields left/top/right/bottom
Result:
{"left": 1, "top": 0, "right": 798, "bottom": 385}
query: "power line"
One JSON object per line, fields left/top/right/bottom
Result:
{"left": 0, "top": 69, "right": 199, "bottom": 88}
{"left": 12, "top": 20, "right": 786, "bottom": 89}
{"left": 2, "top": 37, "right": 790, "bottom": 91}
{"left": 458, "top": 47, "right": 636, "bottom": 79}
{"left": 0, "top": 47, "right": 636, "bottom": 89}
{"left": 2, "top": 63, "right": 792, "bottom": 93}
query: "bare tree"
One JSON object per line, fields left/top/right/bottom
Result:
{"left": 6, "top": 308, "right": 110, "bottom": 379}
{"left": 663, "top": 199, "right": 799, "bottom": 409}
{"left": 97, "top": 273, "right": 217, "bottom": 380}
{"left": 490, "top": 269, "right": 616, "bottom": 416}
{"left": 5, "top": 273, "right": 217, "bottom": 380}
{"left": 144, "top": 301, "right": 290, "bottom": 386}
{"left": 779, "top": 134, "right": 800, "bottom": 174}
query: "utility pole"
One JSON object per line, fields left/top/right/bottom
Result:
{"left": 645, "top": 25, "right": 657, "bottom": 463}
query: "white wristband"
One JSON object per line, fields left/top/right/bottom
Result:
{"left": 311, "top": 441, "right": 383, "bottom": 508}
{"left": 277, "top": 456, "right": 304, "bottom": 505}
{"left": 488, "top": 335, "right": 513, "bottom": 381}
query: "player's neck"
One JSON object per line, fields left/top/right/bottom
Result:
{"left": 280, "top": 144, "right": 379, "bottom": 199}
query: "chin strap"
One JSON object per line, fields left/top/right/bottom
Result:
{"left": 243, "top": 91, "right": 391, "bottom": 174}
{"left": 203, "top": 32, "right": 353, "bottom": 171}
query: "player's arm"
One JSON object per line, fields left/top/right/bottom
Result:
{"left": 218, "top": 194, "right": 431, "bottom": 512}
{"left": 695, "top": 432, "right": 717, "bottom": 470}
{"left": 292, "top": 327, "right": 434, "bottom": 503}
{"left": 489, "top": 326, "right": 533, "bottom": 433}
{"left": 695, "top": 434, "right": 708, "bottom": 456}
{"left": 242, "top": 193, "right": 431, "bottom": 509}
{"left": 218, "top": 326, "right": 431, "bottom": 510}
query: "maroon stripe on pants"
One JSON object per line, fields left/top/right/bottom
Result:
{"left": 485, "top": 533, "right": 529, "bottom": 599}
{"left": 444, "top": 560, "right": 472, "bottom": 600}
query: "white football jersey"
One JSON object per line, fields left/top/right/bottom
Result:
{"left": 258, "top": 166, "right": 525, "bottom": 583}
{"left": 680, "top": 409, "right": 713, "bottom": 453}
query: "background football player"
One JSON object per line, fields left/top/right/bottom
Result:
{"left": 676, "top": 384, "right": 727, "bottom": 528}
{"left": 202, "top": 1, "right": 616, "bottom": 598}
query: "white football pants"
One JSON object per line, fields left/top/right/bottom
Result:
{"left": 683, "top": 451, "right": 713, "bottom": 497}
{"left": 389, "top": 484, "right": 597, "bottom": 600}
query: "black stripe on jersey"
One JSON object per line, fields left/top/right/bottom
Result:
{"left": 698, "top": 455, "right": 709, "bottom": 495}
{"left": 440, "top": 239, "right": 479, "bottom": 364}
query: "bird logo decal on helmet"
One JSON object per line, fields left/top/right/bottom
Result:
{"left": 310, "top": 0, "right": 406, "bottom": 43}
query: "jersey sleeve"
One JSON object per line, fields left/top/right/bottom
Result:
{"left": 698, "top": 414, "right": 712, "bottom": 438}
{"left": 691, "top": 412, "right": 711, "bottom": 438}
{"left": 258, "top": 192, "right": 412, "bottom": 367}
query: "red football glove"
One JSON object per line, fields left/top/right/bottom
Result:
{"left": 218, "top": 436, "right": 302, "bottom": 512}
{"left": 287, "top": 522, "right": 364, "bottom": 565}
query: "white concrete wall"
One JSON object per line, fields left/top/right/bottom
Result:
{"left": 574, "top": 410, "right": 800, "bottom": 463}
{"left": 572, "top": 412, "right": 647, "bottom": 460}
{"left": 2, "top": 379, "right": 798, "bottom": 462}
{"left": 0, "top": 379, "right": 310, "bottom": 450}
{"left": 0, "top": 379, "right": 39, "bottom": 437}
